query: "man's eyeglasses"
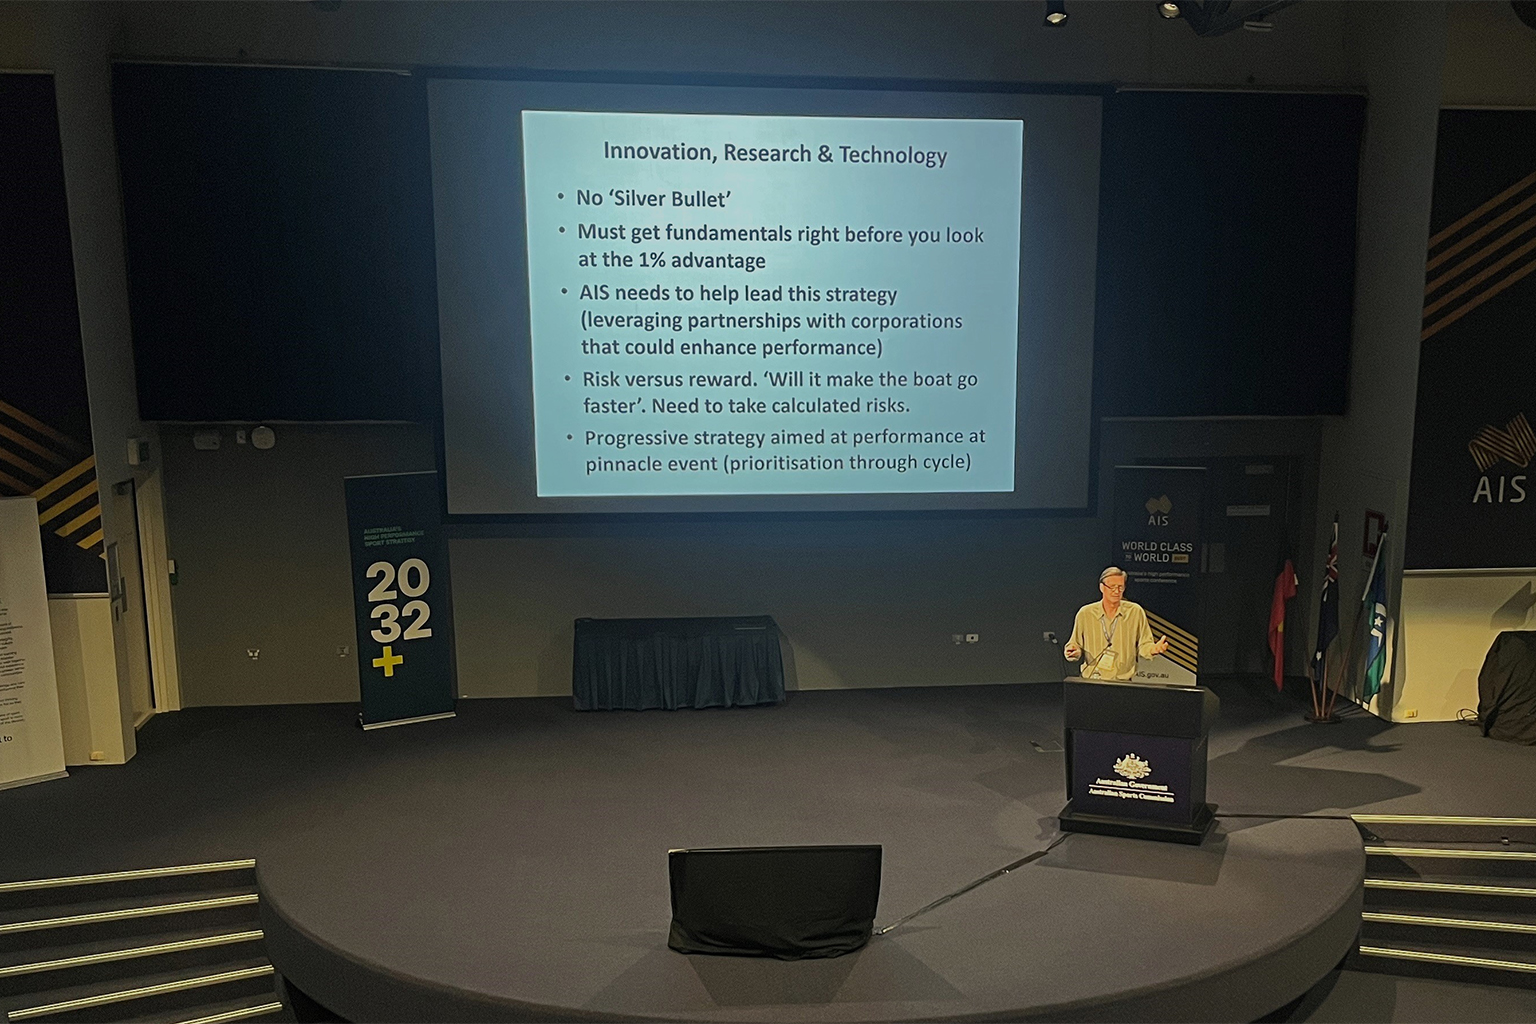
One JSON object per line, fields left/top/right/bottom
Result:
{"left": 1101, "top": 584, "right": 1125, "bottom": 593}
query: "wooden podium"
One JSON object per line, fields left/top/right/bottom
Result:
{"left": 1058, "top": 678, "right": 1220, "bottom": 845}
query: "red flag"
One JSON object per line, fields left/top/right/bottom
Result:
{"left": 1268, "top": 555, "right": 1298, "bottom": 689}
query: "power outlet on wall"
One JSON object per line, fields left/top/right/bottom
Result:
{"left": 336, "top": 645, "right": 349, "bottom": 657}
{"left": 965, "top": 633, "right": 980, "bottom": 644}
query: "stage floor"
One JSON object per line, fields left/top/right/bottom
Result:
{"left": 5, "top": 680, "right": 1535, "bottom": 1020}
{"left": 258, "top": 799, "right": 1362, "bottom": 1022}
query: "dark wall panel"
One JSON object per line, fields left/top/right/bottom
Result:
{"left": 114, "top": 64, "right": 440, "bottom": 422}
{"left": 114, "top": 70, "right": 1362, "bottom": 428}
{"left": 1094, "top": 91, "right": 1364, "bottom": 417}
{"left": 1406, "top": 109, "right": 1536, "bottom": 571}
{"left": 0, "top": 73, "right": 106, "bottom": 592}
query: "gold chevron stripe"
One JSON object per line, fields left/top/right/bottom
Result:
{"left": 1423, "top": 254, "right": 1536, "bottom": 341}
{"left": 0, "top": 444, "right": 48, "bottom": 481}
{"left": 59, "top": 504, "right": 100, "bottom": 537}
{"left": 76, "top": 528, "right": 103, "bottom": 551}
{"left": 31, "top": 456, "right": 94, "bottom": 501}
{"left": 1163, "top": 650, "right": 1198, "bottom": 674}
{"left": 1146, "top": 611, "right": 1199, "bottom": 674}
{"left": 1425, "top": 212, "right": 1536, "bottom": 295}
{"left": 0, "top": 399, "right": 82, "bottom": 451}
{"left": 1426, "top": 190, "right": 1536, "bottom": 273}
{"left": 1161, "top": 637, "right": 1198, "bottom": 659}
{"left": 0, "top": 468, "right": 32, "bottom": 494}
{"left": 1428, "top": 170, "right": 1536, "bottom": 248}
{"left": 1154, "top": 637, "right": 1198, "bottom": 659}
{"left": 1424, "top": 233, "right": 1536, "bottom": 318}
{"left": 0, "top": 422, "right": 68, "bottom": 466}
{"left": 38, "top": 480, "right": 98, "bottom": 525}
{"left": 1146, "top": 612, "right": 1198, "bottom": 647}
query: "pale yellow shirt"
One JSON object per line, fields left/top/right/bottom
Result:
{"left": 1068, "top": 600, "right": 1158, "bottom": 681}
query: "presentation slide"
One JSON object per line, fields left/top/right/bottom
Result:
{"left": 430, "top": 79, "right": 1102, "bottom": 515}
{"left": 522, "top": 111, "right": 1022, "bottom": 497}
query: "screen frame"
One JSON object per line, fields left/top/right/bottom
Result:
{"left": 421, "top": 66, "right": 1110, "bottom": 526}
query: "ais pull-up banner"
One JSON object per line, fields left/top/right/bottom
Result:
{"left": 345, "top": 472, "right": 456, "bottom": 729}
{"left": 1111, "top": 466, "right": 1206, "bottom": 686}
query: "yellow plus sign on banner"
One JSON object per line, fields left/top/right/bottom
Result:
{"left": 372, "top": 646, "right": 404, "bottom": 677}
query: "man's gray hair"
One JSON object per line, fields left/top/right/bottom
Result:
{"left": 1099, "top": 566, "right": 1128, "bottom": 583}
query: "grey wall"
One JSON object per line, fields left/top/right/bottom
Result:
{"left": 157, "top": 417, "right": 1320, "bottom": 704}
{"left": 1309, "top": 1, "right": 1446, "bottom": 716}
{"left": 15, "top": 0, "right": 1516, "bottom": 707}
{"left": 158, "top": 425, "right": 436, "bottom": 706}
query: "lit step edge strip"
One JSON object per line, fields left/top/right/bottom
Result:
{"left": 0, "top": 929, "right": 264, "bottom": 978}
{"left": 1363, "top": 911, "right": 1536, "bottom": 935}
{"left": 0, "top": 895, "right": 259, "bottom": 936}
{"left": 1354, "top": 815, "right": 1536, "bottom": 827}
{"left": 1365, "top": 878, "right": 1536, "bottom": 897}
{"left": 1365, "top": 845, "right": 1536, "bottom": 861}
{"left": 4, "top": 964, "right": 274, "bottom": 1022}
{"left": 0, "top": 862, "right": 256, "bottom": 895}
{"left": 173, "top": 1000, "right": 285, "bottom": 1024}
{"left": 1357, "top": 945, "right": 1536, "bottom": 973}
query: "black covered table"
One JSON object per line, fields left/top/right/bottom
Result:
{"left": 1479, "top": 630, "right": 1536, "bottom": 745}
{"left": 572, "top": 616, "right": 785, "bottom": 711}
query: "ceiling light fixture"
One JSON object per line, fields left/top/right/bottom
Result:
{"left": 1045, "top": 1, "right": 1069, "bottom": 26}
{"left": 1159, "top": 2, "right": 1183, "bottom": 18}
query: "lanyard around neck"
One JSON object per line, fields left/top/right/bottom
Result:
{"left": 1100, "top": 611, "right": 1119, "bottom": 647}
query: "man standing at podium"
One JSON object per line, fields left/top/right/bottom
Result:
{"left": 1063, "top": 566, "right": 1170, "bottom": 681}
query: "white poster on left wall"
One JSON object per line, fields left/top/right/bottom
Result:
{"left": 0, "top": 497, "right": 67, "bottom": 790}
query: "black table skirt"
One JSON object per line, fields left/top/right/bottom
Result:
{"left": 572, "top": 616, "right": 786, "bottom": 711}
{"left": 1479, "top": 630, "right": 1536, "bottom": 745}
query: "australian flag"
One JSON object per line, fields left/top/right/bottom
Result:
{"left": 1362, "top": 526, "right": 1391, "bottom": 701}
{"left": 1311, "top": 517, "right": 1339, "bottom": 681}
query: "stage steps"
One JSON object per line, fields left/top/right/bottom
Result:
{"left": 1352, "top": 815, "right": 1536, "bottom": 989}
{"left": 0, "top": 862, "right": 288, "bottom": 1023}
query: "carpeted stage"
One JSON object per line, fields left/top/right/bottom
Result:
{"left": 6, "top": 679, "right": 1535, "bottom": 1021}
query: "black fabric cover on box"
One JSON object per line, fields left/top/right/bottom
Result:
{"left": 668, "top": 846, "right": 882, "bottom": 960}
{"left": 1478, "top": 630, "right": 1536, "bottom": 746}
{"left": 572, "top": 616, "right": 785, "bottom": 711}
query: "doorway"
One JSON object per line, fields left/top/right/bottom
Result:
{"left": 109, "top": 479, "right": 155, "bottom": 727}
{"left": 1199, "top": 457, "right": 1298, "bottom": 677}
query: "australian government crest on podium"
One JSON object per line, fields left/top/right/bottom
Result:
{"left": 1058, "top": 677, "right": 1220, "bottom": 845}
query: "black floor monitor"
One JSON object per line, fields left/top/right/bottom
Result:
{"left": 667, "top": 845, "right": 882, "bottom": 960}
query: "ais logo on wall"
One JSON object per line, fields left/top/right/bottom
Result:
{"left": 1469, "top": 412, "right": 1532, "bottom": 505}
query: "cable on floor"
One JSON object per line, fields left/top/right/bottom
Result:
{"left": 874, "top": 833, "right": 1071, "bottom": 937}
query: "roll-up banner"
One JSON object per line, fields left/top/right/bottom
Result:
{"left": 344, "top": 472, "right": 457, "bottom": 729}
{"left": 1111, "top": 466, "right": 1206, "bottom": 686}
{"left": 0, "top": 497, "right": 68, "bottom": 790}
